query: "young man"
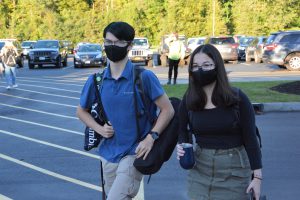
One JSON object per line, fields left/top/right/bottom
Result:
{"left": 77, "top": 21, "right": 174, "bottom": 199}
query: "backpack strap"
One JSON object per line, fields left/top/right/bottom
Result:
{"left": 132, "top": 65, "right": 154, "bottom": 182}
{"left": 93, "top": 68, "right": 110, "bottom": 125}
{"left": 133, "top": 65, "right": 153, "bottom": 122}
{"left": 233, "top": 87, "right": 262, "bottom": 148}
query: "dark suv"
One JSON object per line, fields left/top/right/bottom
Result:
{"left": 262, "top": 31, "right": 300, "bottom": 71}
{"left": 204, "top": 36, "right": 238, "bottom": 63}
{"left": 28, "top": 40, "right": 68, "bottom": 69}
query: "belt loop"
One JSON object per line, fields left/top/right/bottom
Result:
{"left": 234, "top": 148, "right": 245, "bottom": 168}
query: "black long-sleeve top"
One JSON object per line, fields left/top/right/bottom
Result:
{"left": 178, "top": 89, "right": 262, "bottom": 170}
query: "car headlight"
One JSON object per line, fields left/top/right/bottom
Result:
{"left": 51, "top": 51, "right": 58, "bottom": 55}
{"left": 96, "top": 53, "right": 102, "bottom": 59}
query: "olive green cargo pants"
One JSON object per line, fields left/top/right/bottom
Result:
{"left": 187, "top": 145, "right": 252, "bottom": 200}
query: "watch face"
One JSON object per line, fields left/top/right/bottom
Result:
{"left": 151, "top": 132, "right": 159, "bottom": 140}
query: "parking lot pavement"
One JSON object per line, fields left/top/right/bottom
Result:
{"left": 1, "top": 65, "right": 300, "bottom": 200}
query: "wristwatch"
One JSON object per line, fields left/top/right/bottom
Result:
{"left": 149, "top": 131, "right": 159, "bottom": 141}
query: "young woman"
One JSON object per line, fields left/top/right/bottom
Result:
{"left": 2, "top": 43, "right": 18, "bottom": 89}
{"left": 177, "top": 44, "right": 262, "bottom": 200}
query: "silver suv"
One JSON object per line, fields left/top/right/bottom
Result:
{"left": 263, "top": 30, "right": 300, "bottom": 71}
{"left": 204, "top": 36, "right": 238, "bottom": 63}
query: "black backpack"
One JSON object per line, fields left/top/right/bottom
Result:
{"left": 133, "top": 65, "right": 181, "bottom": 175}
{"left": 5, "top": 49, "right": 16, "bottom": 67}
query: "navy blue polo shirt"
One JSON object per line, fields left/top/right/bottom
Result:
{"left": 79, "top": 60, "right": 164, "bottom": 163}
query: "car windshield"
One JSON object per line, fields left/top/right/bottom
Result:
{"left": 78, "top": 45, "right": 101, "bottom": 52}
{"left": 210, "top": 37, "right": 235, "bottom": 44}
{"left": 239, "top": 37, "right": 255, "bottom": 45}
{"left": 133, "top": 39, "right": 148, "bottom": 46}
{"left": 35, "top": 41, "right": 59, "bottom": 48}
{"left": 22, "top": 41, "right": 35, "bottom": 47}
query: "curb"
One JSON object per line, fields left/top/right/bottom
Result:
{"left": 253, "top": 102, "right": 300, "bottom": 113}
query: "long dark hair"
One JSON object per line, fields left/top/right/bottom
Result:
{"left": 185, "top": 44, "right": 238, "bottom": 111}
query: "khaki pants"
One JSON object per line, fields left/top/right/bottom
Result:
{"left": 100, "top": 155, "right": 143, "bottom": 200}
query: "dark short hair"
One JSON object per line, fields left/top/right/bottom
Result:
{"left": 103, "top": 21, "right": 135, "bottom": 41}
{"left": 186, "top": 44, "right": 238, "bottom": 110}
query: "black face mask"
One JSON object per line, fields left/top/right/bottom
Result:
{"left": 104, "top": 45, "right": 129, "bottom": 62}
{"left": 191, "top": 68, "right": 217, "bottom": 86}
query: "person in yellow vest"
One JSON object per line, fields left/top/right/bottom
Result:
{"left": 166, "top": 33, "right": 185, "bottom": 85}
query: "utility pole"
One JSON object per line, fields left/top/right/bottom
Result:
{"left": 212, "top": 0, "right": 215, "bottom": 36}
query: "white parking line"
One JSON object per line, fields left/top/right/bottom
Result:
{"left": 62, "top": 65, "right": 74, "bottom": 70}
{"left": 0, "top": 194, "right": 13, "bottom": 200}
{"left": 0, "top": 93, "right": 77, "bottom": 108}
{"left": 240, "top": 63, "right": 251, "bottom": 66}
{"left": 0, "top": 153, "right": 102, "bottom": 192}
{"left": 16, "top": 79, "right": 84, "bottom": 87}
{"left": 0, "top": 103, "right": 78, "bottom": 119}
{"left": 19, "top": 76, "right": 86, "bottom": 84}
{"left": 0, "top": 130, "right": 99, "bottom": 159}
{"left": 0, "top": 86, "right": 79, "bottom": 100}
{"left": 14, "top": 83, "right": 81, "bottom": 93}
{"left": 0, "top": 115, "right": 83, "bottom": 135}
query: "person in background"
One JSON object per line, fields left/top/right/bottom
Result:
{"left": 177, "top": 44, "right": 262, "bottom": 200}
{"left": 77, "top": 21, "right": 174, "bottom": 200}
{"left": 165, "top": 33, "right": 185, "bottom": 85}
{"left": 2, "top": 42, "right": 18, "bottom": 89}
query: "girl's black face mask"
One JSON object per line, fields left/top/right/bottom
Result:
{"left": 104, "top": 45, "right": 129, "bottom": 62}
{"left": 191, "top": 68, "right": 217, "bottom": 86}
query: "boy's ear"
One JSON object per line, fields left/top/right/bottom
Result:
{"left": 127, "top": 42, "right": 133, "bottom": 51}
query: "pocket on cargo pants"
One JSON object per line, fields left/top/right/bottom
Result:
{"left": 108, "top": 155, "right": 143, "bottom": 199}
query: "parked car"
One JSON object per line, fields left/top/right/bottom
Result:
{"left": 21, "top": 40, "right": 36, "bottom": 58}
{"left": 204, "top": 36, "right": 238, "bottom": 62}
{"left": 61, "top": 40, "right": 74, "bottom": 54}
{"left": 187, "top": 37, "right": 206, "bottom": 52}
{"left": 245, "top": 36, "right": 267, "bottom": 63}
{"left": 28, "top": 40, "right": 68, "bottom": 69}
{"left": 0, "top": 39, "right": 24, "bottom": 68}
{"left": 74, "top": 43, "right": 106, "bottom": 68}
{"left": 262, "top": 30, "right": 300, "bottom": 71}
{"left": 237, "top": 36, "right": 255, "bottom": 60}
{"left": 128, "top": 37, "right": 153, "bottom": 67}
{"left": 233, "top": 34, "right": 246, "bottom": 43}
{"left": 73, "top": 42, "right": 89, "bottom": 54}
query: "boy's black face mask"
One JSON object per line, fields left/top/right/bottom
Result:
{"left": 104, "top": 45, "right": 129, "bottom": 62}
{"left": 191, "top": 68, "right": 217, "bottom": 86}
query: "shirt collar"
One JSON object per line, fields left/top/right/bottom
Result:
{"left": 103, "top": 59, "right": 133, "bottom": 80}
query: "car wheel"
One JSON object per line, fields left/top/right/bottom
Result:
{"left": 63, "top": 55, "right": 67, "bottom": 67}
{"left": 28, "top": 60, "right": 34, "bottom": 69}
{"left": 285, "top": 53, "right": 300, "bottom": 71}
{"left": 18, "top": 57, "right": 24, "bottom": 68}
{"left": 254, "top": 52, "right": 262, "bottom": 63}
{"left": 56, "top": 56, "right": 62, "bottom": 68}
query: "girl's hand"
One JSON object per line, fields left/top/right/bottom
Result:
{"left": 176, "top": 144, "right": 185, "bottom": 160}
{"left": 246, "top": 178, "right": 262, "bottom": 199}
